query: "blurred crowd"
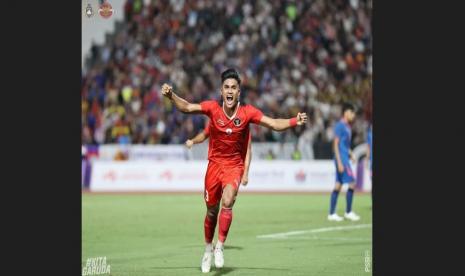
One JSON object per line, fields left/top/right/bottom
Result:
{"left": 81, "top": 0, "right": 372, "bottom": 157}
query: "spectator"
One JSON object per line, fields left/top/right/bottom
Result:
{"left": 82, "top": 0, "right": 372, "bottom": 153}
{"left": 264, "top": 149, "right": 276, "bottom": 160}
{"left": 291, "top": 144, "right": 302, "bottom": 160}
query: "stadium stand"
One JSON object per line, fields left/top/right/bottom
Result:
{"left": 81, "top": 0, "right": 372, "bottom": 159}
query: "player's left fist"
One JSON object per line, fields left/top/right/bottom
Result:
{"left": 185, "top": 139, "right": 194, "bottom": 149}
{"left": 296, "top": 112, "right": 307, "bottom": 125}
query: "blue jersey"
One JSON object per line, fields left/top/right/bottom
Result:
{"left": 367, "top": 125, "right": 372, "bottom": 167}
{"left": 334, "top": 120, "right": 352, "bottom": 165}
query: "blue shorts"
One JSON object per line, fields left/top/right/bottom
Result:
{"left": 335, "top": 163, "right": 355, "bottom": 184}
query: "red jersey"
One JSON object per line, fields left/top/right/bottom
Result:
{"left": 203, "top": 117, "right": 251, "bottom": 163}
{"left": 200, "top": 101, "right": 263, "bottom": 167}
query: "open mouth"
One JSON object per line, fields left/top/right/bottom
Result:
{"left": 226, "top": 95, "right": 233, "bottom": 104}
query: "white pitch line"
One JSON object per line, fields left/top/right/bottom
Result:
{"left": 286, "top": 236, "right": 371, "bottom": 241}
{"left": 257, "top": 224, "right": 372, "bottom": 239}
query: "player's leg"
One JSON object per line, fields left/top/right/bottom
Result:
{"left": 328, "top": 181, "right": 343, "bottom": 221}
{"left": 344, "top": 182, "right": 360, "bottom": 221}
{"left": 201, "top": 163, "right": 222, "bottom": 273}
{"left": 346, "top": 182, "right": 355, "bottom": 213}
{"left": 343, "top": 165, "right": 360, "bottom": 221}
{"left": 214, "top": 167, "right": 241, "bottom": 268}
{"left": 218, "top": 184, "right": 237, "bottom": 241}
{"left": 204, "top": 162, "right": 223, "bottom": 243}
{"left": 214, "top": 183, "right": 237, "bottom": 268}
{"left": 204, "top": 203, "right": 220, "bottom": 246}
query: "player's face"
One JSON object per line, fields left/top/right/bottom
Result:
{"left": 346, "top": 110, "right": 356, "bottom": 122}
{"left": 221, "top": 78, "right": 240, "bottom": 109}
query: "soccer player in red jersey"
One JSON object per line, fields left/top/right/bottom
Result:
{"left": 161, "top": 68, "right": 307, "bottom": 272}
{"left": 185, "top": 121, "right": 252, "bottom": 187}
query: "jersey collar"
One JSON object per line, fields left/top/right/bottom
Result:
{"left": 341, "top": 118, "right": 350, "bottom": 126}
{"left": 222, "top": 101, "right": 240, "bottom": 120}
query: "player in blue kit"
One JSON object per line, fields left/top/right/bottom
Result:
{"left": 366, "top": 124, "right": 372, "bottom": 177}
{"left": 328, "top": 103, "right": 361, "bottom": 222}
{"left": 366, "top": 123, "right": 373, "bottom": 202}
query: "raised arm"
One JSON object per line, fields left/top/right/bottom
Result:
{"left": 161, "top": 83, "right": 202, "bottom": 113}
{"left": 258, "top": 112, "right": 307, "bottom": 131}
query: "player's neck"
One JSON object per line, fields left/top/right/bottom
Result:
{"left": 222, "top": 101, "right": 240, "bottom": 119}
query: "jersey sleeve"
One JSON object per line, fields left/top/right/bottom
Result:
{"left": 247, "top": 105, "right": 264, "bottom": 124}
{"left": 334, "top": 123, "right": 344, "bottom": 139}
{"left": 204, "top": 121, "right": 211, "bottom": 136}
{"left": 199, "top": 100, "right": 216, "bottom": 117}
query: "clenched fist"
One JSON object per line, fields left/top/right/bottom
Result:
{"left": 185, "top": 139, "right": 194, "bottom": 149}
{"left": 296, "top": 112, "right": 308, "bottom": 125}
{"left": 161, "top": 83, "right": 173, "bottom": 99}
{"left": 240, "top": 174, "right": 249, "bottom": 186}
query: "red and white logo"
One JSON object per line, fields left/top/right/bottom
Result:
{"left": 226, "top": 128, "right": 232, "bottom": 135}
{"left": 99, "top": 1, "right": 113, "bottom": 19}
{"left": 295, "top": 169, "right": 306, "bottom": 182}
{"left": 103, "top": 170, "right": 117, "bottom": 181}
{"left": 160, "top": 170, "right": 173, "bottom": 181}
{"left": 217, "top": 119, "right": 225, "bottom": 126}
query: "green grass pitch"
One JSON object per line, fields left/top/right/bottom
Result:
{"left": 82, "top": 193, "right": 372, "bottom": 276}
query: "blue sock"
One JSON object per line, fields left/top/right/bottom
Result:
{"left": 330, "top": 190, "right": 339, "bottom": 214}
{"left": 346, "top": 188, "right": 354, "bottom": 213}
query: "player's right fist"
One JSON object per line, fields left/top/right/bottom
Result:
{"left": 185, "top": 139, "right": 194, "bottom": 149}
{"left": 161, "top": 83, "right": 173, "bottom": 99}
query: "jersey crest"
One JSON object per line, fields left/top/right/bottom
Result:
{"left": 233, "top": 118, "right": 241, "bottom": 127}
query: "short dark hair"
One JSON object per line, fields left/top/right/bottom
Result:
{"left": 342, "top": 103, "right": 355, "bottom": 114}
{"left": 221, "top": 68, "right": 241, "bottom": 85}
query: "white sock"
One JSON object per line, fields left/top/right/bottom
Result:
{"left": 205, "top": 243, "right": 213, "bottom": 252}
{"left": 215, "top": 241, "right": 223, "bottom": 249}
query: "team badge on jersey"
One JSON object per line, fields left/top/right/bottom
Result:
{"left": 233, "top": 118, "right": 241, "bottom": 126}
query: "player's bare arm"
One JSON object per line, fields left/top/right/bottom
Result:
{"left": 241, "top": 135, "right": 252, "bottom": 186}
{"left": 349, "top": 149, "right": 355, "bottom": 162}
{"left": 333, "top": 137, "right": 344, "bottom": 173}
{"left": 161, "top": 83, "right": 202, "bottom": 113}
{"left": 258, "top": 112, "right": 307, "bottom": 131}
{"left": 365, "top": 144, "right": 371, "bottom": 168}
{"left": 185, "top": 130, "right": 209, "bottom": 149}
